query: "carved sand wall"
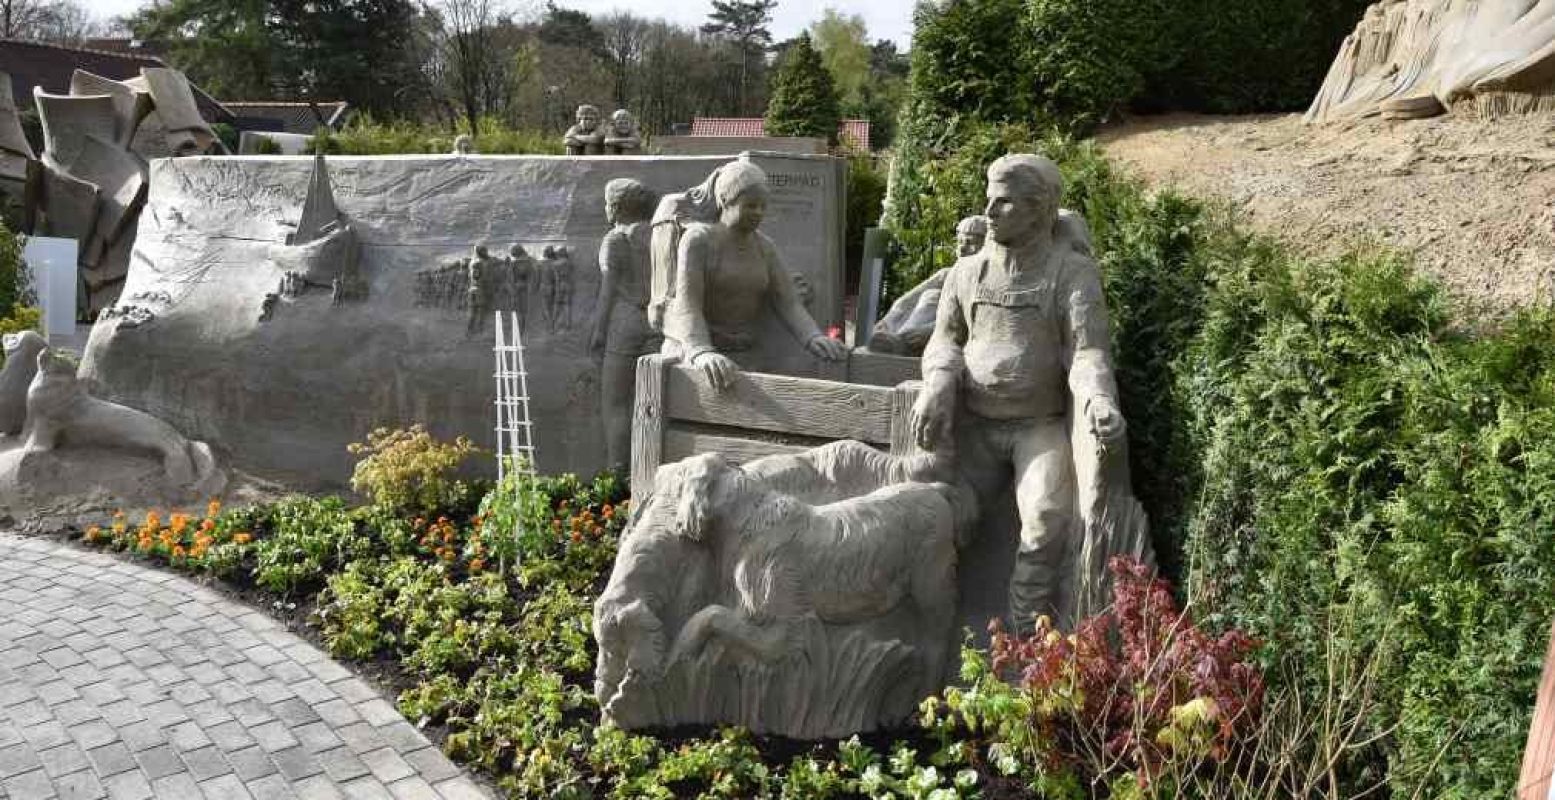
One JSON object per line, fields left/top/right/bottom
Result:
{"left": 78, "top": 153, "right": 845, "bottom": 490}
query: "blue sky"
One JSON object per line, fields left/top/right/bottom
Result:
{"left": 90, "top": 1, "right": 915, "bottom": 48}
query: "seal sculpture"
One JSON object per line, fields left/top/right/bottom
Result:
{"left": 22, "top": 347, "right": 217, "bottom": 487}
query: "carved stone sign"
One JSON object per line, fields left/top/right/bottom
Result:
{"left": 79, "top": 153, "right": 845, "bottom": 489}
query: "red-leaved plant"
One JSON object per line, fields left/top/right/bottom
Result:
{"left": 987, "top": 556, "right": 1265, "bottom": 785}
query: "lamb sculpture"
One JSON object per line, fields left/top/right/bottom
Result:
{"left": 594, "top": 440, "right": 972, "bottom": 739}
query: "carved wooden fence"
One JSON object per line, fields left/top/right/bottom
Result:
{"left": 1521, "top": 618, "right": 1555, "bottom": 799}
{"left": 630, "top": 350, "right": 920, "bottom": 503}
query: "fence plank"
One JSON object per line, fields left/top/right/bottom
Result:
{"left": 889, "top": 381, "right": 922, "bottom": 456}
{"left": 1521, "top": 618, "right": 1555, "bottom": 799}
{"left": 630, "top": 354, "right": 667, "bottom": 505}
{"left": 848, "top": 350, "right": 921, "bottom": 388}
{"left": 662, "top": 364, "right": 895, "bottom": 444}
{"left": 662, "top": 426, "right": 813, "bottom": 464}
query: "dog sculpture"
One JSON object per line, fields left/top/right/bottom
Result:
{"left": 594, "top": 441, "right": 966, "bottom": 733}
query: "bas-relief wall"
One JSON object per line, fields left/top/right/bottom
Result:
{"left": 79, "top": 153, "right": 846, "bottom": 490}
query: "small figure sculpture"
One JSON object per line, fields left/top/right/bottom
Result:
{"left": 270, "top": 154, "right": 367, "bottom": 304}
{"left": 451, "top": 134, "right": 475, "bottom": 155}
{"left": 590, "top": 178, "right": 661, "bottom": 471}
{"left": 870, "top": 215, "right": 988, "bottom": 356}
{"left": 258, "top": 292, "right": 279, "bottom": 323}
{"left": 563, "top": 105, "right": 606, "bottom": 156}
{"left": 603, "top": 109, "right": 642, "bottom": 155}
{"left": 538, "top": 245, "right": 573, "bottom": 329}
{"left": 910, "top": 154, "right": 1147, "bottom": 632}
{"left": 594, "top": 440, "right": 968, "bottom": 738}
{"left": 660, "top": 160, "right": 848, "bottom": 390}
{"left": 466, "top": 245, "right": 495, "bottom": 336}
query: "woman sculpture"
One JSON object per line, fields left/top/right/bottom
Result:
{"left": 658, "top": 160, "right": 847, "bottom": 390}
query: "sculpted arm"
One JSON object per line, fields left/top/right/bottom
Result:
{"left": 764, "top": 239, "right": 844, "bottom": 360}
{"left": 667, "top": 228, "right": 717, "bottom": 361}
{"left": 1064, "top": 257, "right": 1124, "bottom": 442}
{"left": 912, "top": 267, "right": 968, "bottom": 450}
{"left": 591, "top": 232, "right": 625, "bottom": 354}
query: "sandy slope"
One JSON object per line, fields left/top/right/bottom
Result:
{"left": 1096, "top": 112, "right": 1555, "bottom": 314}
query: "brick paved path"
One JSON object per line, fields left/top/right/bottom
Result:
{"left": 0, "top": 534, "right": 492, "bottom": 800}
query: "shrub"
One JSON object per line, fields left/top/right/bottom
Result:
{"left": 347, "top": 425, "right": 481, "bottom": 515}
{"left": 843, "top": 155, "right": 886, "bottom": 282}
{"left": 316, "top": 115, "right": 562, "bottom": 156}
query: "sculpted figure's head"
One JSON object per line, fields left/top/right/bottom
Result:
{"left": 955, "top": 215, "right": 989, "bottom": 257}
{"left": 610, "top": 109, "right": 636, "bottom": 136}
{"left": 984, "top": 154, "right": 1062, "bottom": 247}
{"left": 575, "top": 104, "right": 601, "bottom": 132}
{"left": 604, "top": 178, "right": 654, "bottom": 225}
{"left": 452, "top": 134, "right": 474, "bottom": 155}
{"left": 714, "top": 161, "right": 769, "bottom": 234}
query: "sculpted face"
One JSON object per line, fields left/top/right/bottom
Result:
{"left": 576, "top": 106, "right": 600, "bottom": 132}
{"left": 956, "top": 227, "right": 986, "bottom": 257}
{"left": 720, "top": 186, "right": 768, "bottom": 234}
{"left": 984, "top": 178, "right": 1043, "bottom": 246}
{"left": 611, "top": 112, "right": 635, "bottom": 136}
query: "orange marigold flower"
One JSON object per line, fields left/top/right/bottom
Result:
{"left": 569, "top": 530, "right": 582, "bottom": 543}
{"left": 172, "top": 545, "right": 186, "bottom": 558}
{"left": 233, "top": 532, "right": 252, "bottom": 545}
{"left": 468, "top": 559, "right": 485, "bottom": 573}
{"left": 84, "top": 525, "right": 102, "bottom": 542}
{"left": 601, "top": 504, "right": 615, "bottom": 519}
{"left": 206, "top": 499, "right": 221, "bottom": 518}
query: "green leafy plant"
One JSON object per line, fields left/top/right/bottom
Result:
{"left": 347, "top": 425, "right": 481, "bottom": 514}
{"left": 765, "top": 32, "right": 842, "bottom": 143}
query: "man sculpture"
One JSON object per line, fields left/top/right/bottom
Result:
{"left": 911, "top": 154, "right": 1132, "bottom": 632}
{"left": 870, "top": 215, "right": 987, "bottom": 355}
{"left": 564, "top": 105, "right": 606, "bottom": 155}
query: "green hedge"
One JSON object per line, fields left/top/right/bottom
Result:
{"left": 313, "top": 116, "right": 562, "bottom": 156}
{"left": 885, "top": 119, "right": 1554, "bottom": 794}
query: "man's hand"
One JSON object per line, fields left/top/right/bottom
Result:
{"left": 1088, "top": 395, "right": 1126, "bottom": 444}
{"left": 911, "top": 390, "right": 953, "bottom": 452}
{"left": 806, "top": 333, "right": 848, "bottom": 362}
{"left": 691, "top": 351, "right": 740, "bottom": 392}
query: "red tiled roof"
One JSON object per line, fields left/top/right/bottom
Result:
{"left": 689, "top": 117, "right": 873, "bottom": 152}
{"left": 0, "top": 38, "right": 233, "bottom": 124}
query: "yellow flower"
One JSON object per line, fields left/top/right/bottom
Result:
{"left": 232, "top": 532, "right": 252, "bottom": 545}
{"left": 206, "top": 499, "right": 221, "bottom": 518}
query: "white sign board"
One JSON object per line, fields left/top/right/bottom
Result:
{"left": 21, "top": 236, "right": 77, "bottom": 339}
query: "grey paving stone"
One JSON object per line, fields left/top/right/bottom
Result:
{"left": 149, "top": 772, "right": 204, "bottom": 800}
{"left": 0, "top": 742, "right": 42, "bottom": 778}
{"left": 36, "top": 742, "right": 90, "bottom": 778}
{"left": 249, "top": 720, "right": 300, "bottom": 754}
{"left": 52, "top": 768, "right": 106, "bottom": 800}
{"left": 3, "top": 766, "right": 57, "bottom": 799}
{"left": 270, "top": 746, "right": 324, "bottom": 782}
{"left": 317, "top": 747, "right": 371, "bottom": 783}
{"left": 358, "top": 748, "right": 414, "bottom": 785}
{"left": 133, "top": 743, "right": 184, "bottom": 781}
{"left": 339, "top": 776, "right": 394, "bottom": 800}
{"left": 293, "top": 773, "right": 348, "bottom": 800}
{"left": 197, "top": 773, "right": 254, "bottom": 800}
{"left": 243, "top": 772, "right": 298, "bottom": 800}
{"left": 431, "top": 776, "right": 490, "bottom": 800}
{"left": 384, "top": 776, "right": 439, "bottom": 800}
{"left": 293, "top": 722, "right": 344, "bottom": 754}
{"left": 85, "top": 742, "right": 136, "bottom": 779}
{"left": 178, "top": 745, "right": 231, "bottom": 783}
{"left": 397, "top": 749, "right": 459, "bottom": 785}
{"left": 100, "top": 769, "right": 153, "bottom": 800}
{"left": 69, "top": 720, "right": 118, "bottom": 751}
{"left": 224, "top": 745, "right": 277, "bottom": 782}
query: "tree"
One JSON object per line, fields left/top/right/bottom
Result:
{"left": 538, "top": 2, "right": 602, "bottom": 53}
{"left": 0, "top": 0, "right": 95, "bottom": 42}
{"left": 129, "top": 0, "right": 278, "bottom": 100}
{"left": 810, "top": 10, "right": 869, "bottom": 112}
{"left": 428, "top": 0, "right": 514, "bottom": 136}
{"left": 269, "top": 0, "right": 423, "bottom": 116}
{"left": 765, "top": 32, "right": 839, "bottom": 144}
{"left": 701, "top": 0, "right": 775, "bottom": 116}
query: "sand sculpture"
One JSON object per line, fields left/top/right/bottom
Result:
{"left": 604, "top": 110, "right": 643, "bottom": 155}
{"left": 30, "top": 67, "right": 227, "bottom": 312}
{"left": 594, "top": 441, "right": 968, "bottom": 738}
{"left": 1308, "top": 0, "right": 1555, "bottom": 123}
{"left": 563, "top": 105, "right": 606, "bottom": 155}
{"left": 911, "top": 154, "right": 1150, "bottom": 631}
{"left": 655, "top": 160, "right": 847, "bottom": 390}
{"left": 0, "top": 331, "right": 224, "bottom": 523}
{"left": 591, "top": 179, "right": 660, "bottom": 472}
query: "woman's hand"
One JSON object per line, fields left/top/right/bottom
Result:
{"left": 806, "top": 333, "right": 848, "bottom": 362}
{"left": 691, "top": 351, "right": 741, "bottom": 392}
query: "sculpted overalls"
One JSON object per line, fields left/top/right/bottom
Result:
{"left": 933, "top": 250, "right": 1087, "bottom": 630}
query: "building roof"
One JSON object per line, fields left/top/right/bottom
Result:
{"left": 0, "top": 38, "right": 233, "bottom": 124}
{"left": 689, "top": 117, "right": 872, "bottom": 153}
{"left": 224, "top": 101, "right": 352, "bottom": 134}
